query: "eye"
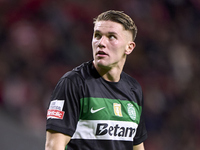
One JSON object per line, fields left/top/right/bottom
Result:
{"left": 94, "top": 33, "right": 101, "bottom": 39}
{"left": 108, "top": 35, "right": 116, "bottom": 40}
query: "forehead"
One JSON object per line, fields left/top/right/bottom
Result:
{"left": 94, "top": 20, "right": 125, "bottom": 32}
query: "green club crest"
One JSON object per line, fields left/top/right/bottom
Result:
{"left": 127, "top": 103, "right": 136, "bottom": 121}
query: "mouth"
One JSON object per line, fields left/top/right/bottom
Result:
{"left": 96, "top": 51, "right": 108, "bottom": 56}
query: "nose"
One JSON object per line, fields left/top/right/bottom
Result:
{"left": 98, "top": 36, "right": 106, "bottom": 48}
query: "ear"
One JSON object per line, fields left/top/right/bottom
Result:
{"left": 125, "top": 42, "right": 136, "bottom": 55}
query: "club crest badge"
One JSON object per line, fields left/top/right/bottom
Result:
{"left": 127, "top": 103, "right": 136, "bottom": 121}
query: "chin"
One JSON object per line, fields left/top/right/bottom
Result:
{"left": 94, "top": 59, "right": 108, "bottom": 68}
{"left": 96, "top": 61, "right": 105, "bottom": 67}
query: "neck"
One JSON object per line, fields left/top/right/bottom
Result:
{"left": 93, "top": 61, "right": 125, "bottom": 82}
{"left": 101, "top": 69, "right": 121, "bottom": 82}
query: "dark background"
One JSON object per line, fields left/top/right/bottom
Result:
{"left": 0, "top": 0, "right": 200, "bottom": 149}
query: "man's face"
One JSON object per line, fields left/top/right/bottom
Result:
{"left": 92, "top": 20, "right": 134, "bottom": 70}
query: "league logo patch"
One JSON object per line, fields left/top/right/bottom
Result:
{"left": 113, "top": 103, "right": 123, "bottom": 117}
{"left": 47, "top": 100, "right": 65, "bottom": 119}
{"left": 127, "top": 103, "right": 136, "bottom": 121}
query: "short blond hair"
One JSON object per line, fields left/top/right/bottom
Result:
{"left": 94, "top": 10, "right": 137, "bottom": 41}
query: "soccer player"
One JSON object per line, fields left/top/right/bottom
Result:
{"left": 45, "top": 10, "right": 147, "bottom": 150}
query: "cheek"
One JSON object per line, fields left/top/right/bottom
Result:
{"left": 92, "top": 39, "right": 98, "bottom": 48}
{"left": 92, "top": 40, "right": 97, "bottom": 56}
{"left": 111, "top": 42, "right": 125, "bottom": 52}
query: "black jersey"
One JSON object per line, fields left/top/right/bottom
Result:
{"left": 46, "top": 60, "right": 147, "bottom": 150}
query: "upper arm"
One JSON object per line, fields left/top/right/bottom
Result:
{"left": 45, "top": 130, "right": 71, "bottom": 150}
{"left": 46, "top": 77, "right": 81, "bottom": 137}
{"left": 133, "top": 142, "right": 145, "bottom": 150}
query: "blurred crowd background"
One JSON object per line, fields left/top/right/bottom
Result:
{"left": 0, "top": 0, "right": 200, "bottom": 149}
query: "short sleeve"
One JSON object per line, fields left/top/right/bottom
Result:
{"left": 46, "top": 77, "right": 81, "bottom": 137}
{"left": 133, "top": 94, "right": 148, "bottom": 145}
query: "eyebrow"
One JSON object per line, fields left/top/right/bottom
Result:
{"left": 94, "top": 30, "right": 118, "bottom": 35}
{"left": 108, "top": 32, "right": 117, "bottom": 35}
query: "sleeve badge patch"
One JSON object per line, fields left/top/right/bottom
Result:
{"left": 47, "top": 100, "right": 65, "bottom": 119}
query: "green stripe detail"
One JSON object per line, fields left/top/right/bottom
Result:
{"left": 79, "top": 97, "right": 142, "bottom": 124}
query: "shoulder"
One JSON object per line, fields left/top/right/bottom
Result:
{"left": 121, "top": 72, "right": 143, "bottom": 100}
{"left": 121, "top": 72, "right": 142, "bottom": 90}
{"left": 59, "top": 60, "right": 93, "bottom": 85}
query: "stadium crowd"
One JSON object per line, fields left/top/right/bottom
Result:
{"left": 0, "top": 0, "right": 200, "bottom": 149}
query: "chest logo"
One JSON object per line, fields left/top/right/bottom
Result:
{"left": 91, "top": 107, "right": 105, "bottom": 113}
{"left": 113, "top": 103, "right": 123, "bottom": 117}
{"left": 127, "top": 103, "right": 136, "bottom": 121}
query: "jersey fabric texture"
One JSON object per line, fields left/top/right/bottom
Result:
{"left": 46, "top": 60, "right": 147, "bottom": 150}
